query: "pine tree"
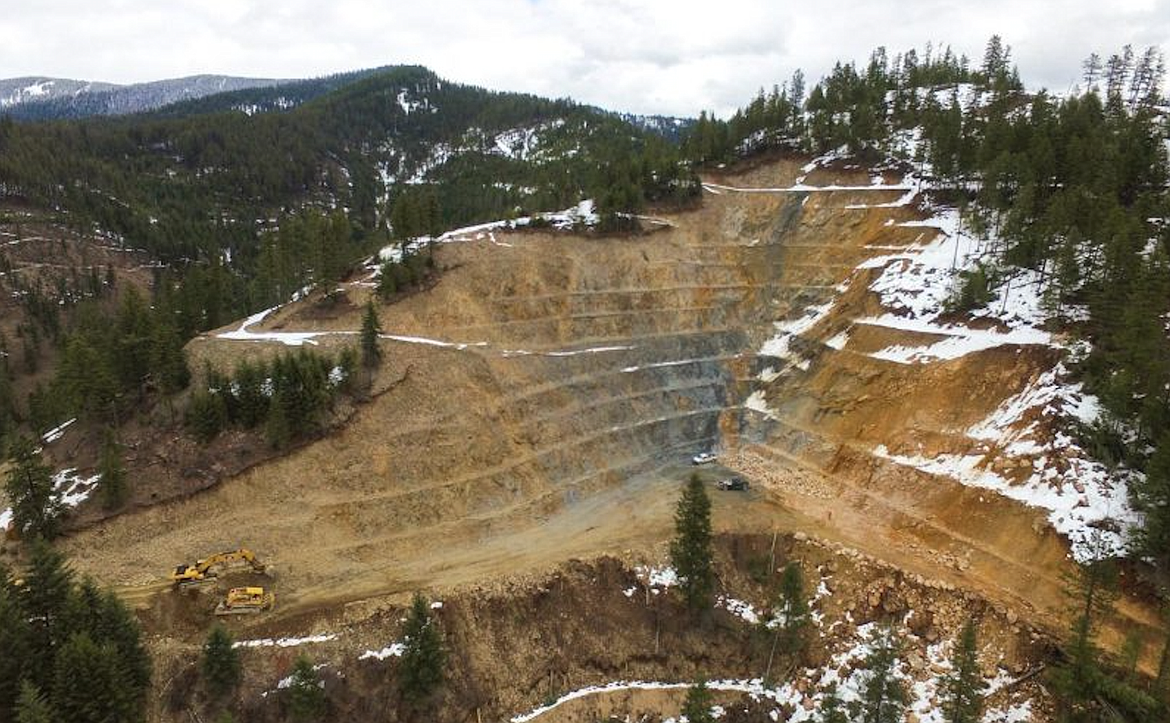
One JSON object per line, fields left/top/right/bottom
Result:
{"left": 265, "top": 389, "right": 293, "bottom": 449}
{"left": 360, "top": 300, "right": 382, "bottom": 370}
{"left": 202, "top": 624, "right": 241, "bottom": 698}
{"left": 4, "top": 437, "right": 62, "bottom": 540}
{"left": 680, "top": 680, "right": 714, "bottom": 723}
{"left": 0, "top": 567, "right": 32, "bottom": 716}
{"left": 940, "top": 620, "right": 986, "bottom": 723}
{"left": 56, "top": 336, "right": 118, "bottom": 419}
{"left": 233, "top": 359, "right": 270, "bottom": 428}
{"left": 0, "top": 360, "right": 15, "bottom": 455}
{"left": 1132, "top": 432, "right": 1170, "bottom": 568}
{"left": 14, "top": 681, "right": 56, "bottom": 723}
{"left": 95, "top": 588, "right": 151, "bottom": 697}
{"left": 1157, "top": 603, "right": 1170, "bottom": 703}
{"left": 818, "top": 685, "right": 849, "bottom": 723}
{"left": 60, "top": 577, "right": 104, "bottom": 647}
{"left": 775, "top": 562, "right": 810, "bottom": 655}
{"left": 399, "top": 593, "right": 445, "bottom": 703}
{"left": 1049, "top": 539, "right": 1116, "bottom": 719}
{"left": 860, "top": 627, "right": 909, "bottom": 723}
{"left": 21, "top": 542, "right": 75, "bottom": 689}
{"left": 764, "top": 560, "right": 810, "bottom": 683}
{"left": 186, "top": 390, "right": 227, "bottom": 443}
{"left": 149, "top": 320, "right": 190, "bottom": 396}
{"left": 97, "top": 432, "right": 128, "bottom": 511}
{"left": 53, "top": 631, "right": 140, "bottom": 723}
{"left": 670, "top": 473, "right": 714, "bottom": 613}
{"left": 285, "top": 654, "right": 326, "bottom": 722}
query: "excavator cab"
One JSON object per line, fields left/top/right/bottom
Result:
{"left": 170, "top": 549, "right": 266, "bottom": 586}
{"left": 171, "top": 562, "right": 210, "bottom": 585}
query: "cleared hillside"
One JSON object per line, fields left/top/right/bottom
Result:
{"left": 42, "top": 155, "right": 1155, "bottom": 679}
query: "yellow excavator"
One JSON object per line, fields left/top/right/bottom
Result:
{"left": 215, "top": 587, "right": 276, "bottom": 616}
{"left": 170, "top": 549, "right": 266, "bottom": 586}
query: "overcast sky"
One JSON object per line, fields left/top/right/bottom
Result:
{"left": 2, "top": 0, "right": 1168, "bottom": 117}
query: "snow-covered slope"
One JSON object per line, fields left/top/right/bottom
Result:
{"left": 0, "top": 77, "right": 118, "bottom": 107}
{"left": 741, "top": 150, "right": 1139, "bottom": 562}
{"left": 0, "top": 74, "right": 288, "bottom": 119}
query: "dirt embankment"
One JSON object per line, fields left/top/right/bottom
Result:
{"left": 152, "top": 534, "right": 1054, "bottom": 723}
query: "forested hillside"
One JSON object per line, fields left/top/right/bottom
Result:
{"left": 686, "top": 38, "right": 1170, "bottom": 571}
{"left": 0, "top": 66, "right": 694, "bottom": 264}
{"left": 0, "top": 74, "right": 288, "bottom": 121}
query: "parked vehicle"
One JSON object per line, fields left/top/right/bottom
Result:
{"left": 691, "top": 451, "right": 718, "bottom": 465}
{"left": 717, "top": 477, "right": 749, "bottom": 491}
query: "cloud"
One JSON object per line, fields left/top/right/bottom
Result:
{"left": 1, "top": 0, "right": 1167, "bottom": 117}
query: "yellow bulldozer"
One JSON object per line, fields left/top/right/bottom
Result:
{"left": 170, "top": 549, "right": 266, "bottom": 586}
{"left": 215, "top": 587, "right": 275, "bottom": 616}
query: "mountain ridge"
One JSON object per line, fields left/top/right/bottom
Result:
{"left": 0, "top": 73, "right": 290, "bottom": 120}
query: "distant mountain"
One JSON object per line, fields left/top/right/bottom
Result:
{"left": 145, "top": 68, "right": 392, "bottom": 119}
{"left": 0, "top": 72, "right": 699, "bottom": 145}
{"left": 0, "top": 65, "right": 697, "bottom": 265}
{"left": 0, "top": 74, "right": 290, "bottom": 120}
{"left": 612, "top": 113, "right": 694, "bottom": 143}
{"left": 0, "top": 77, "right": 119, "bottom": 107}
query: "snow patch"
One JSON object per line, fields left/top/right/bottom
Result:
{"left": 234, "top": 633, "right": 337, "bottom": 649}
{"left": 41, "top": 418, "right": 76, "bottom": 445}
{"left": 716, "top": 596, "right": 762, "bottom": 625}
{"left": 359, "top": 643, "right": 405, "bottom": 661}
{"left": 634, "top": 565, "right": 678, "bottom": 594}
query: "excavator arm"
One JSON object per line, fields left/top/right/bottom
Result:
{"left": 170, "top": 549, "right": 266, "bottom": 585}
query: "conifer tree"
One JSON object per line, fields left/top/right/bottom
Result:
{"left": 670, "top": 473, "right": 714, "bottom": 613}
{"left": 680, "top": 680, "right": 714, "bottom": 723}
{"left": 765, "top": 560, "right": 810, "bottom": 682}
{"left": 399, "top": 593, "right": 445, "bottom": 703}
{"left": 20, "top": 541, "right": 75, "bottom": 663}
{"left": 360, "top": 300, "right": 382, "bottom": 370}
{"left": 233, "top": 359, "right": 270, "bottom": 428}
{"left": 265, "top": 389, "right": 293, "bottom": 449}
{"left": 940, "top": 620, "right": 986, "bottom": 723}
{"left": 775, "top": 562, "right": 810, "bottom": 655}
{"left": 1049, "top": 539, "right": 1116, "bottom": 719}
{"left": 1157, "top": 603, "right": 1170, "bottom": 703}
{"left": 14, "top": 681, "right": 55, "bottom": 723}
{"left": 149, "top": 320, "right": 190, "bottom": 396}
{"left": 0, "top": 567, "right": 32, "bottom": 716}
{"left": 1132, "top": 432, "right": 1170, "bottom": 568}
{"left": 97, "top": 432, "right": 128, "bottom": 510}
{"left": 56, "top": 336, "right": 118, "bottom": 419}
{"left": 285, "top": 654, "right": 326, "bottom": 722}
{"left": 4, "top": 437, "right": 62, "bottom": 540}
{"left": 818, "top": 685, "right": 849, "bottom": 723}
{"left": 202, "top": 624, "right": 241, "bottom": 698}
{"left": 60, "top": 577, "right": 104, "bottom": 645}
{"left": 186, "top": 390, "right": 227, "bottom": 444}
{"left": 53, "top": 631, "right": 139, "bottom": 723}
{"left": 95, "top": 588, "right": 151, "bottom": 697}
{"left": 860, "top": 627, "right": 908, "bottom": 723}
{"left": 0, "top": 362, "right": 15, "bottom": 454}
